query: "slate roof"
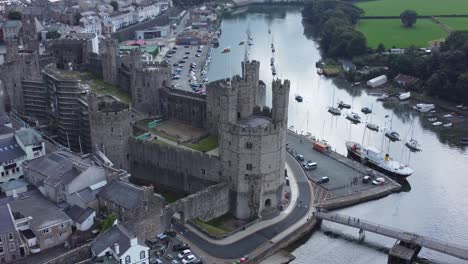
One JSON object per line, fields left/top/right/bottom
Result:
{"left": 9, "top": 190, "right": 71, "bottom": 230}
{"left": 0, "top": 178, "right": 29, "bottom": 192}
{"left": 0, "top": 204, "right": 15, "bottom": 234}
{"left": 65, "top": 205, "right": 95, "bottom": 224}
{"left": 15, "top": 128, "right": 43, "bottom": 146}
{"left": 0, "top": 125, "right": 14, "bottom": 136}
{"left": 97, "top": 180, "right": 144, "bottom": 209}
{"left": 0, "top": 135, "right": 26, "bottom": 163}
{"left": 91, "top": 224, "right": 133, "bottom": 257}
{"left": 26, "top": 151, "right": 90, "bottom": 187}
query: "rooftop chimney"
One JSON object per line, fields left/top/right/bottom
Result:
{"left": 113, "top": 243, "right": 119, "bottom": 255}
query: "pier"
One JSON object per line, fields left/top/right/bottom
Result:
{"left": 315, "top": 210, "right": 468, "bottom": 262}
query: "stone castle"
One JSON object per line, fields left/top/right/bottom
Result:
{"left": 0, "top": 34, "right": 290, "bottom": 222}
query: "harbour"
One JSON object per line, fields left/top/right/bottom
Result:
{"left": 207, "top": 6, "right": 468, "bottom": 264}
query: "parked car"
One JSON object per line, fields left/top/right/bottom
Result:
{"left": 317, "top": 176, "right": 329, "bottom": 184}
{"left": 182, "top": 254, "right": 196, "bottom": 264}
{"left": 173, "top": 243, "right": 190, "bottom": 251}
{"left": 304, "top": 162, "right": 317, "bottom": 170}
{"left": 195, "top": 54, "right": 201, "bottom": 57}
{"left": 185, "top": 51, "right": 190, "bottom": 55}
{"left": 184, "top": 45, "right": 190, "bottom": 48}
{"left": 171, "top": 260, "right": 180, "bottom": 264}
{"left": 362, "top": 175, "right": 371, "bottom": 183}
{"left": 179, "top": 60, "right": 186, "bottom": 63}
{"left": 183, "top": 56, "right": 189, "bottom": 59}
{"left": 173, "top": 63, "right": 179, "bottom": 66}
{"left": 178, "top": 249, "right": 192, "bottom": 259}
{"left": 296, "top": 154, "right": 304, "bottom": 161}
{"left": 372, "top": 177, "right": 385, "bottom": 185}
{"left": 173, "top": 46, "right": 178, "bottom": 50}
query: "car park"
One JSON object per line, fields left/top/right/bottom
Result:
{"left": 171, "top": 260, "right": 180, "bottom": 264}
{"left": 166, "top": 54, "right": 173, "bottom": 58}
{"left": 296, "top": 154, "right": 304, "bottom": 161}
{"left": 317, "top": 176, "right": 329, "bottom": 184}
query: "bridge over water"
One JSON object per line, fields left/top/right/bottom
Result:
{"left": 315, "top": 210, "right": 468, "bottom": 262}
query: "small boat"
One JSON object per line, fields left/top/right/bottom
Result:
{"left": 328, "top": 107, "right": 341, "bottom": 116}
{"left": 366, "top": 123, "right": 379, "bottom": 132}
{"left": 443, "top": 114, "right": 453, "bottom": 118}
{"left": 456, "top": 105, "right": 464, "bottom": 109}
{"left": 295, "top": 95, "right": 303, "bottom": 102}
{"left": 351, "top": 82, "right": 361, "bottom": 87}
{"left": 406, "top": 139, "right": 421, "bottom": 152}
{"left": 428, "top": 117, "right": 437, "bottom": 122}
{"left": 413, "top": 103, "right": 435, "bottom": 113}
{"left": 239, "top": 41, "right": 245, "bottom": 45}
{"left": 338, "top": 101, "right": 351, "bottom": 109}
{"left": 385, "top": 130, "right": 400, "bottom": 141}
{"left": 377, "top": 94, "right": 389, "bottom": 101}
{"left": 361, "top": 107, "right": 372, "bottom": 114}
{"left": 317, "top": 68, "right": 323, "bottom": 75}
{"left": 221, "top": 47, "right": 231, "bottom": 53}
{"left": 443, "top": 123, "right": 452, "bottom": 127}
{"left": 346, "top": 112, "right": 361, "bottom": 123}
{"left": 432, "top": 121, "right": 442, "bottom": 126}
{"left": 270, "top": 58, "right": 274, "bottom": 66}
{"left": 248, "top": 40, "right": 254, "bottom": 46}
{"left": 398, "top": 92, "right": 411, "bottom": 101}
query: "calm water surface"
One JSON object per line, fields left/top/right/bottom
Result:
{"left": 207, "top": 6, "right": 468, "bottom": 264}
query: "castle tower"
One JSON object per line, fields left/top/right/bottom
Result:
{"left": 216, "top": 61, "right": 290, "bottom": 219}
{"left": 272, "top": 79, "right": 290, "bottom": 125}
{"left": 88, "top": 93, "right": 131, "bottom": 170}
{"left": 102, "top": 38, "right": 119, "bottom": 85}
{"left": 21, "top": 14, "right": 39, "bottom": 52}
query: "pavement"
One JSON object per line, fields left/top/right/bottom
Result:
{"left": 173, "top": 153, "right": 314, "bottom": 259}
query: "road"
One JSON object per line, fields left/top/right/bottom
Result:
{"left": 173, "top": 153, "right": 311, "bottom": 259}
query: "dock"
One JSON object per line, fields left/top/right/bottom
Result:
{"left": 315, "top": 210, "right": 468, "bottom": 261}
{"left": 286, "top": 131, "right": 401, "bottom": 210}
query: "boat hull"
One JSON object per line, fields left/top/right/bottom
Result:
{"left": 346, "top": 145, "right": 411, "bottom": 179}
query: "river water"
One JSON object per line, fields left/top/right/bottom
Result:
{"left": 207, "top": 6, "right": 468, "bottom": 264}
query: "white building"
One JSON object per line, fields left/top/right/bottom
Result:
{"left": 0, "top": 128, "right": 45, "bottom": 185}
{"left": 105, "top": 9, "right": 137, "bottom": 32}
{"left": 80, "top": 11, "right": 103, "bottom": 36}
{"left": 136, "top": 0, "right": 161, "bottom": 22}
{"left": 91, "top": 223, "right": 150, "bottom": 264}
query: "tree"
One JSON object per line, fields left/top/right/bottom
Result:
{"left": 376, "top": 43, "right": 386, "bottom": 53}
{"left": 98, "top": 213, "right": 117, "bottom": 232}
{"left": 46, "top": 30, "right": 61, "bottom": 39}
{"left": 110, "top": 0, "right": 119, "bottom": 11}
{"left": 455, "top": 71, "right": 468, "bottom": 104}
{"left": 8, "top": 10, "right": 22, "bottom": 20}
{"left": 400, "top": 10, "right": 418, "bottom": 28}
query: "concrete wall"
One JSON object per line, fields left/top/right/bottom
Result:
{"left": 129, "top": 138, "right": 222, "bottom": 193}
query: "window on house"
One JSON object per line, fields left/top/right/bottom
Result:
{"left": 8, "top": 234, "right": 13, "bottom": 240}
{"left": 1, "top": 172, "right": 3, "bottom": 176}
{"left": 246, "top": 164, "right": 252, "bottom": 170}
{"left": 246, "top": 142, "right": 253, "bottom": 149}
{"left": 43, "top": 228, "right": 49, "bottom": 234}
{"left": 201, "top": 168, "right": 205, "bottom": 175}
{"left": 140, "top": 250, "right": 145, "bottom": 259}
{"left": 0, "top": 246, "right": 3, "bottom": 254}
{"left": 60, "top": 224, "right": 64, "bottom": 229}
{"left": 125, "top": 255, "right": 131, "bottom": 264}
{"left": 228, "top": 160, "right": 231, "bottom": 167}
{"left": 9, "top": 243, "right": 14, "bottom": 251}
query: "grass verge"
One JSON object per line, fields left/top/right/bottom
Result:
{"left": 184, "top": 135, "right": 218, "bottom": 152}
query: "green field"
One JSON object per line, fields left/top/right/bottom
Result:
{"left": 438, "top": 17, "right": 468, "bottom": 30}
{"left": 357, "top": 19, "right": 448, "bottom": 48}
{"left": 356, "top": 0, "right": 468, "bottom": 16}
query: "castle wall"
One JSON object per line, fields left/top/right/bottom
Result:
{"left": 206, "top": 78, "right": 238, "bottom": 135}
{"left": 129, "top": 137, "right": 222, "bottom": 193}
{"left": 165, "top": 183, "right": 230, "bottom": 222}
{"left": 160, "top": 88, "right": 207, "bottom": 129}
{"left": 46, "top": 39, "right": 91, "bottom": 70}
